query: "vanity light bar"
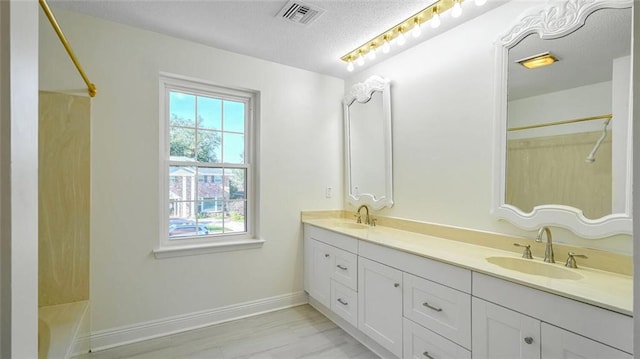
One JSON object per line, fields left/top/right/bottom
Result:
{"left": 516, "top": 52, "right": 559, "bottom": 69}
{"left": 341, "top": 0, "right": 485, "bottom": 71}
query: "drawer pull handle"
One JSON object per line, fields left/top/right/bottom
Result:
{"left": 337, "top": 298, "right": 349, "bottom": 306}
{"left": 524, "top": 337, "right": 534, "bottom": 345}
{"left": 324, "top": 254, "right": 330, "bottom": 258}
{"left": 422, "top": 302, "right": 443, "bottom": 312}
{"left": 394, "top": 283, "right": 400, "bottom": 288}
{"left": 423, "top": 351, "right": 435, "bottom": 359}
{"left": 336, "top": 264, "right": 348, "bottom": 270}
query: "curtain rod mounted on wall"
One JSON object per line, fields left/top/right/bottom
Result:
{"left": 39, "top": 0, "right": 97, "bottom": 98}
{"left": 507, "top": 114, "right": 612, "bottom": 132}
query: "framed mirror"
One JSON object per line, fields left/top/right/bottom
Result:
{"left": 492, "top": 0, "right": 633, "bottom": 238}
{"left": 344, "top": 75, "right": 393, "bottom": 209}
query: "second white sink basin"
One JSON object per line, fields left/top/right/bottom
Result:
{"left": 486, "top": 256, "right": 583, "bottom": 280}
{"left": 333, "top": 222, "right": 369, "bottom": 230}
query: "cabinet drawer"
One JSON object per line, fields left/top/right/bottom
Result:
{"left": 330, "top": 280, "right": 358, "bottom": 327}
{"left": 304, "top": 224, "right": 358, "bottom": 253}
{"left": 403, "top": 319, "right": 470, "bottom": 359}
{"left": 403, "top": 273, "right": 471, "bottom": 349}
{"left": 332, "top": 248, "right": 357, "bottom": 290}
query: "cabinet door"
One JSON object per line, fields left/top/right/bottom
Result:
{"left": 541, "top": 323, "right": 631, "bottom": 359}
{"left": 472, "top": 298, "right": 540, "bottom": 359}
{"left": 358, "top": 257, "right": 403, "bottom": 357}
{"left": 305, "top": 238, "right": 333, "bottom": 307}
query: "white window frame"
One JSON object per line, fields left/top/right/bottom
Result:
{"left": 154, "top": 73, "right": 263, "bottom": 259}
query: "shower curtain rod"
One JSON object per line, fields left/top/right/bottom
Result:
{"left": 39, "top": 0, "right": 97, "bottom": 97}
{"left": 508, "top": 114, "right": 612, "bottom": 132}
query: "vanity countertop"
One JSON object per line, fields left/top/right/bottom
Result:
{"left": 302, "top": 217, "right": 632, "bottom": 316}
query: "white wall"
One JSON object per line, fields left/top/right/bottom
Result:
{"left": 0, "top": 1, "right": 39, "bottom": 357}
{"left": 345, "top": 1, "right": 631, "bottom": 253}
{"left": 39, "top": 9, "right": 344, "bottom": 337}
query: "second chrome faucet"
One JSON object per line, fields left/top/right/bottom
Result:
{"left": 535, "top": 226, "right": 554, "bottom": 263}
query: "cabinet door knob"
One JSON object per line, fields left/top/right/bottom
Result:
{"left": 336, "top": 264, "right": 348, "bottom": 270}
{"left": 524, "top": 337, "right": 534, "bottom": 344}
{"left": 423, "top": 351, "right": 435, "bottom": 359}
{"left": 324, "top": 254, "right": 330, "bottom": 258}
{"left": 394, "top": 283, "right": 400, "bottom": 288}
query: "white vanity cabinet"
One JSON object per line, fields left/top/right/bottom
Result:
{"left": 303, "top": 224, "right": 632, "bottom": 359}
{"left": 358, "top": 257, "right": 403, "bottom": 357}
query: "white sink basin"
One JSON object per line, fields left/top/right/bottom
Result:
{"left": 486, "top": 256, "right": 583, "bottom": 280}
{"left": 332, "top": 222, "right": 369, "bottom": 230}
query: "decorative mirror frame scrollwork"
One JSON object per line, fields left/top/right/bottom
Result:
{"left": 491, "top": 0, "right": 633, "bottom": 238}
{"left": 344, "top": 75, "right": 393, "bottom": 209}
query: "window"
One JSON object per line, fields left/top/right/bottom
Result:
{"left": 156, "top": 74, "right": 261, "bottom": 258}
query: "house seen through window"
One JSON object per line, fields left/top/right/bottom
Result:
{"left": 162, "top": 76, "right": 254, "bottom": 242}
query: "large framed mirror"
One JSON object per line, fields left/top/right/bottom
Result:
{"left": 344, "top": 75, "right": 393, "bottom": 209}
{"left": 492, "top": 0, "right": 633, "bottom": 238}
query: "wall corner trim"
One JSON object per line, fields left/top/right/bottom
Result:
{"left": 87, "top": 291, "right": 308, "bottom": 353}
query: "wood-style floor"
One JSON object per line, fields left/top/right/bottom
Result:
{"left": 76, "top": 304, "right": 379, "bottom": 359}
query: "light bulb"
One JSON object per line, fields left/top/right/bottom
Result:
{"left": 346, "top": 60, "right": 354, "bottom": 72}
{"left": 452, "top": 1, "right": 462, "bottom": 18}
{"left": 412, "top": 20, "right": 422, "bottom": 38}
{"left": 367, "top": 46, "right": 377, "bottom": 60}
{"left": 382, "top": 38, "right": 391, "bottom": 54}
{"left": 475, "top": 0, "right": 487, "bottom": 6}
{"left": 396, "top": 31, "right": 406, "bottom": 46}
{"left": 356, "top": 53, "right": 365, "bottom": 66}
{"left": 431, "top": 11, "right": 441, "bottom": 28}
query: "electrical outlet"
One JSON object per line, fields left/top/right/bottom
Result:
{"left": 325, "top": 187, "right": 332, "bottom": 198}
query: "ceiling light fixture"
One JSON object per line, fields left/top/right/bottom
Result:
{"left": 346, "top": 59, "right": 354, "bottom": 72}
{"left": 431, "top": 7, "right": 441, "bottom": 28}
{"left": 341, "top": 0, "right": 481, "bottom": 71}
{"left": 412, "top": 18, "right": 422, "bottom": 38}
{"left": 381, "top": 36, "right": 391, "bottom": 53}
{"left": 516, "top": 52, "right": 558, "bottom": 69}
{"left": 396, "top": 28, "right": 406, "bottom": 46}
{"left": 356, "top": 51, "right": 365, "bottom": 66}
{"left": 452, "top": 0, "right": 462, "bottom": 18}
{"left": 367, "top": 45, "right": 377, "bottom": 60}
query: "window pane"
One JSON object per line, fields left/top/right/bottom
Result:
{"left": 169, "top": 92, "right": 196, "bottom": 127}
{"left": 223, "top": 133, "right": 244, "bottom": 164}
{"left": 169, "top": 200, "right": 196, "bottom": 232}
{"left": 198, "top": 200, "right": 224, "bottom": 235}
{"left": 197, "top": 129, "right": 221, "bottom": 163}
{"left": 198, "top": 96, "right": 221, "bottom": 130}
{"left": 197, "top": 168, "right": 223, "bottom": 199}
{"left": 169, "top": 127, "right": 196, "bottom": 161}
{"left": 169, "top": 166, "right": 196, "bottom": 202}
{"left": 223, "top": 101, "right": 245, "bottom": 133}
{"left": 226, "top": 168, "right": 246, "bottom": 200}
{"left": 225, "top": 200, "right": 246, "bottom": 233}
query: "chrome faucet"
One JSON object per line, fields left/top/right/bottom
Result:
{"left": 356, "top": 204, "right": 370, "bottom": 225}
{"left": 535, "top": 226, "right": 554, "bottom": 263}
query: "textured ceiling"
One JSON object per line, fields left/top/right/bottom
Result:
{"left": 49, "top": 0, "right": 503, "bottom": 79}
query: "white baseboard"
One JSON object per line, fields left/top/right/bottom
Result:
{"left": 87, "top": 291, "right": 308, "bottom": 353}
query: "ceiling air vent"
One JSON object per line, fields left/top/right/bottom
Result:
{"left": 277, "top": 1, "right": 325, "bottom": 26}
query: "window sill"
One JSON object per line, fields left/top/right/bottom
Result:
{"left": 153, "top": 238, "right": 265, "bottom": 259}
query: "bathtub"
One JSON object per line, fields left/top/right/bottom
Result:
{"left": 38, "top": 301, "right": 89, "bottom": 359}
